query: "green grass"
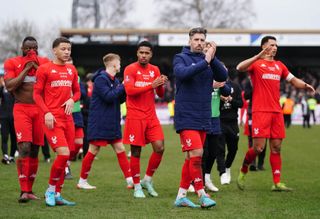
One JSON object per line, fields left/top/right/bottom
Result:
{"left": 1, "top": 125, "right": 320, "bottom": 219}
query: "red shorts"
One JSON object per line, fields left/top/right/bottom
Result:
{"left": 44, "top": 118, "right": 75, "bottom": 151}
{"left": 123, "top": 118, "right": 164, "bottom": 146}
{"left": 252, "top": 112, "right": 285, "bottom": 139}
{"left": 89, "top": 139, "right": 122, "bottom": 147}
{"left": 13, "top": 103, "right": 44, "bottom": 145}
{"left": 243, "top": 116, "right": 252, "bottom": 136}
{"left": 179, "top": 130, "right": 206, "bottom": 152}
{"left": 75, "top": 127, "right": 84, "bottom": 139}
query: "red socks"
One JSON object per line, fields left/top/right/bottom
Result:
{"left": 17, "top": 157, "right": 29, "bottom": 192}
{"left": 116, "top": 152, "right": 131, "bottom": 178}
{"left": 130, "top": 156, "right": 140, "bottom": 184}
{"left": 28, "top": 157, "right": 38, "bottom": 192}
{"left": 80, "top": 151, "right": 96, "bottom": 179}
{"left": 179, "top": 159, "right": 191, "bottom": 189}
{"left": 270, "top": 152, "right": 282, "bottom": 184}
{"left": 189, "top": 156, "right": 203, "bottom": 192}
{"left": 241, "top": 148, "right": 257, "bottom": 173}
{"left": 49, "top": 155, "right": 69, "bottom": 186}
{"left": 146, "top": 152, "right": 163, "bottom": 177}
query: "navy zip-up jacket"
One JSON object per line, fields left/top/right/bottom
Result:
{"left": 87, "top": 68, "right": 126, "bottom": 141}
{"left": 173, "top": 46, "right": 228, "bottom": 132}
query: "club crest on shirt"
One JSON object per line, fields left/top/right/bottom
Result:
{"left": 16, "top": 132, "right": 22, "bottom": 140}
{"left": 254, "top": 128, "right": 259, "bottom": 135}
{"left": 51, "top": 136, "right": 57, "bottom": 144}
{"left": 149, "top": 71, "right": 155, "bottom": 78}
{"left": 67, "top": 68, "right": 73, "bottom": 75}
{"left": 129, "top": 134, "right": 135, "bottom": 143}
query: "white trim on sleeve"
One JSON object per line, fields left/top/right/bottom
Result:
{"left": 286, "top": 73, "right": 295, "bottom": 82}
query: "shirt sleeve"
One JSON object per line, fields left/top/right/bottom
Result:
{"left": 123, "top": 65, "right": 153, "bottom": 96}
{"left": 279, "top": 61, "right": 290, "bottom": 79}
{"left": 3, "top": 59, "right": 17, "bottom": 80}
{"left": 33, "top": 66, "right": 50, "bottom": 114}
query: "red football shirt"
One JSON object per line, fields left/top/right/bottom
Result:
{"left": 248, "top": 59, "right": 289, "bottom": 113}
{"left": 33, "top": 62, "right": 80, "bottom": 119}
{"left": 4, "top": 56, "right": 50, "bottom": 81}
{"left": 124, "top": 62, "right": 164, "bottom": 119}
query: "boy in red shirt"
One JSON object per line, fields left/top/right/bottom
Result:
{"left": 33, "top": 37, "right": 80, "bottom": 206}
{"left": 123, "top": 41, "right": 168, "bottom": 198}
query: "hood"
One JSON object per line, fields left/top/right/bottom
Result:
{"left": 92, "top": 68, "right": 106, "bottom": 82}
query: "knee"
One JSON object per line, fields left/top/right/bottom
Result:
{"left": 154, "top": 145, "right": 164, "bottom": 154}
{"left": 29, "top": 145, "right": 40, "bottom": 158}
{"left": 18, "top": 142, "right": 31, "bottom": 157}
{"left": 131, "top": 146, "right": 141, "bottom": 158}
{"left": 89, "top": 144, "right": 100, "bottom": 155}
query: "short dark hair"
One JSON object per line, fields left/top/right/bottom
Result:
{"left": 189, "top": 27, "right": 207, "bottom": 37}
{"left": 261, "top": 36, "right": 277, "bottom": 47}
{"left": 22, "top": 36, "right": 37, "bottom": 45}
{"left": 137, "top": 40, "right": 153, "bottom": 51}
{"left": 52, "top": 37, "right": 71, "bottom": 48}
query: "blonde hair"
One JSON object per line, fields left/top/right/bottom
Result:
{"left": 103, "top": 53, "right": 120, "bottom": 67}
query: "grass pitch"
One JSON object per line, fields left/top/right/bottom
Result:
{"left": 0, "top": 125, "right": 319, "bottom": 219}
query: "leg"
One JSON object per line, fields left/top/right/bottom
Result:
{"left": 16, "top": 142, "right": 32, "bottom": 202}
{"left": 257, "top": 140, "right": 267, "bottom": 170}
{"left": 111, "top": 142, "right": 133, "bottom": 188}
{"left": 130, "top": 145, "right": 145, "bottom": 198}
{"left": 28, "top": 144, "right": 40, "bottom": 195}
{"left": 269, "top": 139, "right": 282, "bottom": 184}
{"left": 1, "top": 118, "right": 10, "bottom": 163}
{"left": 9, "top": 117, "right": 17, "bottom": 162}
{"left": 46, "top": 146, "right": 71, "bottom": 206}
{"left": 77, "top": 144, "right": 99, "bottom": 189}
{"left": 202, "top": 135, "right": 219, "bottom": 191}
{"left": 41, "top": 137, "right": 51, "bottom": 162}
{"left": 237, "top": 137, "right": 266, "bottom": 190}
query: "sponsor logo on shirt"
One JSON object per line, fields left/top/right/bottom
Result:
{"left": 51, "top": 80, "right": 72, "bottom": 87}
{"left": 262, "top": 73, "right": 281, "bottom": 81}
{"left": 137, "top": 71, "right": 142, "bottom": 75}
{"left": 51, "top": 69, "right": 57, "bottom": 73}
{"left": 135, "top": 81, "right": 152, "bottom": 87}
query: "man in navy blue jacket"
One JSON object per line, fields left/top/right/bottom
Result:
{"left": 173, "top": 27, "right": 228, "bottom": 209}
{"left": 77, "top": 53, "right": 133, "bottom": 190}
